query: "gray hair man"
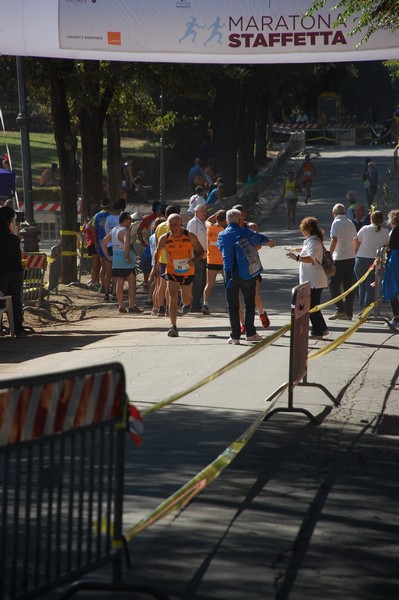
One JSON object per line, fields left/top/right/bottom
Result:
{"left": 328, "top": 203, "right": 357, "bottom": 321}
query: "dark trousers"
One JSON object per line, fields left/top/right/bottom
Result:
{"left": 191, "top": 258, "right": 207, "bottom": 309}
{"left": 329, "top": 258, "right": 355, "bottom": 317}
{"left": 0, "top": 271, "right": 24, "bottom": 334}
{"left": 310, "top": 287, "right": 327, "bottom": 335}
{"left": 390, "top": 296, "right": 399, "bottom": 317}
{"left": 225, "top": 275, "right": 256, "bottom": 339}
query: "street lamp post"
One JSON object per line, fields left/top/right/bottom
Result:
{"left": 16, "top": 56, "right": 39, "bottom": 252}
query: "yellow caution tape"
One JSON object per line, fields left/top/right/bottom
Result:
{"left": 310, "top": 259, "right": 378, "bottom": 313}
{"left": 61, "top": 251, "right": 78, "bottom": 256}
{"left": 60, "top": 230, "right": 78, "bottom": 236}
{"left": 124, "top": 385, "right": 287, "bottom": 542}
{"left": 141, "top": 324, "right": 290, "bottom": 417}
{"left": 308, "top": 302, "right": 376, "bottom": 360}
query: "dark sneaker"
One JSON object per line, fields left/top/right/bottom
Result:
{"left": 201, "top": 305, "right": 210, "bottom": 315}
{"left": 99, "top": 286, "right": 105, "bottom": 294}
{"left": 167, "top": 326, "right": 179, "bottom": 337}
{"left": 103, "top": 294, "right": 111, "bottom": 303}
{"left": 118, "top": 307, "right": 127, "bottom": 314}
{"left": 128, "top": 305, "right": 143, "bottom": 314}
{"left": 181, "top": 304, "right": 191, "bottom": 315}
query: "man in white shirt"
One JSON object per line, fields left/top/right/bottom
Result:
{"left": 186, "top": 203, "right": 207, "bottom": 312}
{"left": 328, "top": 203, "right": 357, "bottom": 320}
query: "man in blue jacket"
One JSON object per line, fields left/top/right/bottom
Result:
{"left": 217, "top": 208, "right": 275, "bottom": 344}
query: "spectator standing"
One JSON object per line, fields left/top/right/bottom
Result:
{"left": 346, "top": 191, "right": 357, "bottom": 221}
{"left": 187, "top": 186, "right": 206, "bottom": 216}
{"left": 299, "top": 154, "right": 315, "bottom": 203}
{"left": 0, "top": 206, "right": 26, "bottom": 337}
{"left": 286, "top": 216, "right": 329, "bottom": 339}
{"left": 217, "top": 208, "right": 275, "bottom": 344}
{"left": 186, "top": 204, "right": 208, "bottom": 312}
{"left": 39, "top": 163, "right": 58, "bottom": 187}
{"left": 202, "top": 209, "right": 227, "bottom": 315}
{"left": 154, "top": 213, "right": 204, "bottom": 338}
{"left": 351, "top": 204, "right": 371, "bottom": 233}
{"left": 328, "top": 203, "right": 357, "bottom": 321}
{"left": 354, "top": 211, "right": 389, "bottom": 311}
{"left": 206, "top": 182, "right": 224, "bottom": 207}
{"left": 188, "top": 158, "right": 206, "bottom": 193}
{"left": 382, "top": 209, "right": 399, "bottom": 328}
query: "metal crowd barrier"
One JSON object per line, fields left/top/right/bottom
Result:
{"left": 0, "top": 362, "right": 169, "bottom": 600}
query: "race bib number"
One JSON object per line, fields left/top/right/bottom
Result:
{"left": 173, "top": 258, "right": 189, "bottom": 273}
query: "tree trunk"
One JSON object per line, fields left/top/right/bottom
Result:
{"left": 237, "top": 86, "right": 256, "bottom": 184}
{"left": 212, "top": 78, "right": 241, "bottom": 196}
{"left": 255, "top": 95, "right": 268, "bottom": 165}
{"left": 106, "top": 114, "right": 122, "bottom": 203}
{"left": 78, "top": 61, "right": 112, "bottom": 219}
{"left": 49, "top": 61, "right": 78, "bottom": 284}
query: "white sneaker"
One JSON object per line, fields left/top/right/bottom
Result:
{"left": 246, "top": 333, "right": 262, "bottom": 342}
{"left": 227, "top": 337, "right": 240, "bottom": 345}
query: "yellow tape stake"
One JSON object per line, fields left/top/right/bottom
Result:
{"left": 142, "top": 324, "right": 290, "bottom": 417}
{"left": 124, "top": 386, "right": 287, "bottom": 543}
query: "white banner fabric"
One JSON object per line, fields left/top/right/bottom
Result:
{"left": 0, "top": 0, "right": 398, "bottom": 63}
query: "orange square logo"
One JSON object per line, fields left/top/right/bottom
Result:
{"left": 108, "top": 31, "right": 121, "bottom": 46}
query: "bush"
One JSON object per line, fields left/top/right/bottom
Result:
{"left": 16, "top": 187, "right": 61, "bottom": 203}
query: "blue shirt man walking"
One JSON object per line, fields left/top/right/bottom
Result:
{"left": 217, "top": 208, "right": 275, "bottom": 344}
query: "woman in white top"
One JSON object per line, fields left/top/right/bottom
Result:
{"left": 286, "top": 216, "right": 328, "bottom": 338}
{"left": 354, "top": 210, "right": 389, "bottom": 310}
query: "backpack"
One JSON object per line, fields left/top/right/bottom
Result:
{"left": 315, "top": 239, "right": 336, "bottom": 277}
{"left": 235, "top": 237, "right": 263, "bottom": 279}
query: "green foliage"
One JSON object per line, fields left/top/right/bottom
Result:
{"left": 17, "top": 186, "right": 61, "bottom": 203}
{"left": 310, "top": 0, "right": 399, "bottom": 42}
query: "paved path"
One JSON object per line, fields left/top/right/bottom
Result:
{"left": 1, "top": 146, "right": 399, "bottom": 600}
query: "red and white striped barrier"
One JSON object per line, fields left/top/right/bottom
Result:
{"left": 0, "top": 369, "right": 124, "bottom": 446}
{"left": 19, "top": 202, "right": 61, "bottom": 212}
{"left": 23, "top": 253, "right": 47, "bottom": 269}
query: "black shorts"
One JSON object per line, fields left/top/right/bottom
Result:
{"left": 112, "top": 268, "right": 136, "bottom": 278}
{"left": 207, "top": 263, "right": 223, "bottom": 271}
{"left": 162, "top": 273, "right": 195, "bottom": 285}
{"left": 159, "top": 263, "right": 166, "bottom": 275}
{"left": 87, "top": 243, "right": 97, "bottom": 256}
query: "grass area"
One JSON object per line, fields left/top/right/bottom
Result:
{"left": 1, "top": 130, "right": 158, "bottom": 185}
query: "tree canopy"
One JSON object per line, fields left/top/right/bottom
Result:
{"left": 311, "top": 0, "right": 399, "bottom": 41}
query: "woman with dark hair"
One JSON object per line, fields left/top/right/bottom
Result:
{"left": 354, "top": 210, "right": 389, "bottom": 311}
{"left": 286, "top": 216, "right": 329, "bottom": 339}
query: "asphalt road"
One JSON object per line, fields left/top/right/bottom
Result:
{"left": 1, "top": 145, "right": 399, "bottom": 600}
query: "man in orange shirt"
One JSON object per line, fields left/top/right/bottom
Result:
{"left": 201, "top": 209, "right": 227, "bottom": 315}
{"left": 154, "top": 213, "right": 204, "bottom": 337}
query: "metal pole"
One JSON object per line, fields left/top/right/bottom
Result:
{"left": 16, "top": 56, "right": 39, "bottom": 251}
{"left": 159, "top": 91, "right": 165, "bottom": 204}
